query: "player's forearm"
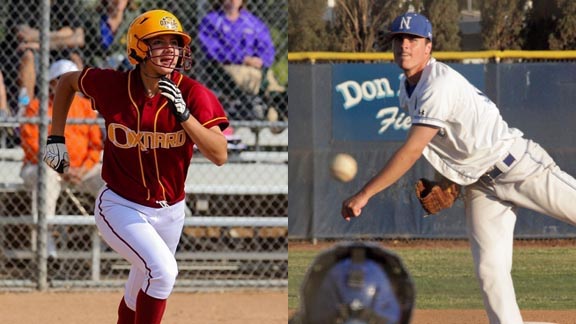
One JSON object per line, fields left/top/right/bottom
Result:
{"left": 50, "top": 75, "right": 78, "bottom": 136}
{"left": 50, "top": 95, "right": 74, "bottom": 136}
{"left": 359, "top": 146, "right": 422, "bottom": 199}
{"left": 182, "top": 119, "right": 227, "bottom": 165}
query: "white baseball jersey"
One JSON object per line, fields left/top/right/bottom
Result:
{"left": 398, "top": 58, "right": 576, "bottom": 323}
{"left": 398, "top": 58, "right": 523, "bottom": 185}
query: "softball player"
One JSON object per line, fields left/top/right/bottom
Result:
{"left": 342, "top": 12, "right": 576, "bottom": 324}
{"left": 43, "top": 10, "right": 229, "bottom": 323}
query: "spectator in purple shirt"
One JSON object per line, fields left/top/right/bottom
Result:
{"left": 199, "top": 0, "right": 286, "bottom": 122}
{"left": 199, "top": 0, "right": 275, "bottom": 70}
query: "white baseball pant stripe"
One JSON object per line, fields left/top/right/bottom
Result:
{"left": 465, "top": 137, "right": 576, "bottom": 324}
{"left": 94, "top": 187, "right": 186, "bottom": 310}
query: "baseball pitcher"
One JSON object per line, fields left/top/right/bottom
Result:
{"left": 342, "top": 12, "right": 576, "bottom": 324}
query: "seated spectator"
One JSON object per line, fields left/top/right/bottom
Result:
{"left": 198, "top": 0, "right": 287, "bottom": 122}
{"left": 20, "top": 59, "right": 104, "bottom": 257}
{"left": 12, "top": 0, "right": 86, "bottom": 114}
{"left": 84, "top": 0, "right": 142, "bottom": 70}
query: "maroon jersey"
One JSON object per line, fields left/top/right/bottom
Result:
{"left": 79, "top": 67, "right": 229, "bottom": 208}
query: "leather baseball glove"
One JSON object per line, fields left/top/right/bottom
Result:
{"left": 415, "top": 178, "right": 460, "bottom": 215}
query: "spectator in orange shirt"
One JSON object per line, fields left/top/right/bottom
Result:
{"left": 20, "top": 59, "right": 104, "bottom": 257}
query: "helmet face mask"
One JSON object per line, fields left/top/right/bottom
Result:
{"left": 297, "top": 242, "right": 415, "bottom": 324}
{"left": 143, "top": 38, "right": 193, "bottom": 71}
{"left": 127, "top": 9, "right": 192, "bottom": 70}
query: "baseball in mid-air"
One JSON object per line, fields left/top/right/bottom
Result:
{"left": 331, "top": 153, "right": 358, "bottom": 182}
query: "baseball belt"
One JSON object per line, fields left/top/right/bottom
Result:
{"left": 480, "top": 153, "right": 516, "bottom": 184}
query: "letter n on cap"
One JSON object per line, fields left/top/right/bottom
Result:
{"left": 400, "top": 17, "right": 412, "bottom": 30}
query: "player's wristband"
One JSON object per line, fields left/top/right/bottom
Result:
{"left": 47, "top": 135, "right": 66, "bottom": 144}
{"left": 176, "top": 108, "right": 190, "bottom": 123}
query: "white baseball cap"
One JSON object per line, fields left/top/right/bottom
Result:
{"left": 49, "top": 59, "right": 79, "bottom": 81}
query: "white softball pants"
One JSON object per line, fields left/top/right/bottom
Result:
{"left": 94, "top": 187, "right": 185, "bottom": 310}
{"left": 465, "top": 137, "right": 576, "bottom": 324}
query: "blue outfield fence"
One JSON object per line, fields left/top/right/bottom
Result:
{"left": 288, "top": 62, "right": 576, "bottom": 240}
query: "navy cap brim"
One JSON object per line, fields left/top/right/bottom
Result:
{"left": 386, "top": 31, "right": 432, "bottom": 41}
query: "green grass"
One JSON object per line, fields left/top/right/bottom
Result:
{"left": 289, "top": 245, "right": 576, "bottom": 311}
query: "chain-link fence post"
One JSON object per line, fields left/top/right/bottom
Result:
{"left": 36, "top": 0, "right": 51, "bottom": 291}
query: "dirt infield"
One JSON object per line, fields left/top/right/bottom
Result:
{"left": 288, "top": 309, "right": 571, "bottom": 323}
{"left": 0, "top": 290, "right": 288, "bottom": 323}
{"left": 411, "top": 310, "right": 570, "bottom": 323}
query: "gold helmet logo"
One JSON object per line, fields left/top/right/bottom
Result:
{"left": 159, "top": 17, "right": 179, "bottom": 31}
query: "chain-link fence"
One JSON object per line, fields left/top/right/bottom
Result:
{"left": 0, "top": 0, "right": 287, "bottom": 290}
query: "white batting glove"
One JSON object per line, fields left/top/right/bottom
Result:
{"left": 159, "top": 77, "right": 190, "bottom": 123}
{"left": 43, "top": 135, "right": 70, "bottom": 174}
